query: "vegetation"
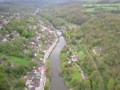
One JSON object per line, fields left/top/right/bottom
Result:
{"left": 0, "top": 0, "right": 120, "bottom": 90}
{"left": 84, "top": 3, "right": 120, "bottom": 15}
{"left": 37, "top": 2, "right": 120, "bottom": 90}
{"left": 0, "top": 14, "right": 39, "bottom": 90}
{"left": 39, "top": 4, "right": 89, "bottom": 28}
{"left": 61, "top": 12, "right": 120, "bottom": 90}
{"left": 45, "top": 59, "right": 51, "bottom": 90}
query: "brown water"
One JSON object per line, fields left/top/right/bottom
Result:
{"left": 50, "top": 35, "right": 68, "bottom": 90}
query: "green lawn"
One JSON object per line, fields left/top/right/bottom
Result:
{"left": 79, "top": 51, "right": 85, "bottom": 60}
{"left": 9, "top": 56, "right": 32, "bottom": 65}
{"left": 72, "top": 65, "right": 82, "bottom": 80}
{"left": 64, "top": 65, "right": 82, "bottom": 87}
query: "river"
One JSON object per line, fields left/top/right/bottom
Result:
{"left": 50, "top": 31, "right": 68, "bottom": 90}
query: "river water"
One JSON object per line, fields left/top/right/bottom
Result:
{"left": 50, "top": 31, "right": 68, "bottom": 90}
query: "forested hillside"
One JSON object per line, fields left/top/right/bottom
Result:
{"left": 39, "top": 4, "right": 89, "bottom": 28}
{"left": 61, "top": 13, "right": 120, "bottom": 90}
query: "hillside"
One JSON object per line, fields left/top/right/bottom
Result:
{"left": 61, "top": 13, "right": 120, "bottom": 90}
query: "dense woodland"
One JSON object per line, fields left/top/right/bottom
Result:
{"left": 60, "top": 5, "right": 120, "bottom": 90}
{"left": 39, "top": 4, "right": 89, "bottom": 28}
{"left": 61, "top": 13, "right": 120, "bottom": 90}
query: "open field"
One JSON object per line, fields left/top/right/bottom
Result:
{"left": 84, "top": 3, "right": 120, "bottom": 12}
{"left": 9, "top": 56, "right": 32, "bottom": 66}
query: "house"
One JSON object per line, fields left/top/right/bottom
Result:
{"left": 0, "top": 20, "right": 2, "bottom": 24}
{"left": 30, "top": 42, "right": 35, "bottom": 45}
{"left": 39, "top": 20, "right": 44, "bottom": 25}
{"left": 10, "top": 31, "right": 20, "bottom": 38}
{"left": 33, "top": 25, "right": 37, "bottom": 30}
{"left": 0, "top": 34, "right": 10, "bottom": 43}
{"left": 71, "top": 54, "right": 79, "bottom": 62}
{"left": 34, "top": 53, "right": 37, "bottom": 57}
{"left": 30, "top": 87, "right": 35, "bottom": 90}
{"left": 40, "top": 25, "right": 47, "bottom": 31}
{"left": 10, "top": 62, "right": 14, "bottom": 68}
{"left": 2, "top": 19, "right": 8, "bottom": 25}
{"left": 68, "top": 60, "right": 72, "bottom": 64}
{"left": 36, "top": 34, "right": 41, "bottom": 40}
{"left": 2, "top": 38, "right": 9, "bottom": 43}
{"left": 43, "top": 50, "right": 47, "bottom": 54}
{"left": 93, "top": 46, "right": 103, "bottom": 55}
{"left": 0, "top": 25, "right": 3, "bottom": 30}
{"left": 0, "top": 59, "right": 3, "bottom": 65}
{"left": 35, "top": 72, "right": 41, "bottom": 78}
{"left": 15, "top": 15, "right": 22, "bottom": 20}
{"left": 23, "top": 49, "right": 28, "bottom": 54}
{"left": 33, "top": 79, "right": 40, "bottom": 87}
{"left": 27, "top": 25, "right": 33, "bottom": 30}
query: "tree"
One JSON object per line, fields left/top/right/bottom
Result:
{"left": 83, "top": 80, "right": 91, "bottom": 90}
{"left": 22, "top": 30, "right": 31, "bottom": 38}
{"left": 14, "top": 80, "right": 26, "bottom": 90}
{"left": 92, "top": 81, "right": 97, "bottom": 90}
{"left": 0, "top": 73, "right": 10, "bottom": 90}
{"left": 107, "top": 79, "right": 115, "bottom": 90}
{"left": 115, "top": 84, "right": 120, "bottom": 90}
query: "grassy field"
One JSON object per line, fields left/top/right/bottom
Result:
{"left": 79, "top": 51, "right": 85, "bottom": 60}
{"left": 72, "top": 65, "right": 82, "bottom": 80}
{"left": 9, "top": 56, "right": 32, "bottom": 66}
{"left": 64, "top": 65, "right": 82, "bottom": 87}
{"left": 84, "top": 3, "right": 120, "bottom": 12}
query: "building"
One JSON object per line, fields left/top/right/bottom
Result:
{"left": 10, "top": 31, "right": 20, "bottom": 38}
{"left": 71, "top": 54, "right": 79, "bottom": 62}
{"left": 93, "top": 46, "right": 103, "bottom": 55}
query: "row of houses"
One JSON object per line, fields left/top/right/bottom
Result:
{"left": 0, "top": 31, "right": 20, "bottom": 43}
{"left": 24, "top": 65, "right": 46, "bottom": 90}
{"left": 68, "top": 54, "right": 80, "bottom": 64}
{"left": 24, "top": 20, "right": 56, "bottom": 90}
{"left": 0, "top": 13, "right": 23, "bottom": 30}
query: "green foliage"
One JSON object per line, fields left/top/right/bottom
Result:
{"left": 61, "top": 12, "right": 120, "bottom": 90}
{"left": 9, "top": 56, "right": 32, "bottom": 66}
{"left": 39, "top": 4, "right": 89, "bottom": 28}
{"left": 115, "top": 84, "right": 120, "bottom": 90}
{"left": 0, "top": 73, "right": 10, "bottom": 90}
{"left": 0, "top": 13, "right": 38, "bottom": 90}
{"left": 45, "top": 59, "right": 51, "bottom": 90}
{"left": 0, "top": 37, "right": 28, "bottom": 57}
{"left": 14, "top": 80, "right": 26, "bottom": 90}
{"left": 21, "top": 30, "right": 31, "bottom": 38}
{"left": 107, "top": 79, "right": 115, "bottom": 90}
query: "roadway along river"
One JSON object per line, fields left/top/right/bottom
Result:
{"left": 50, "top": 31, "right": 68, "bottom": 90}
